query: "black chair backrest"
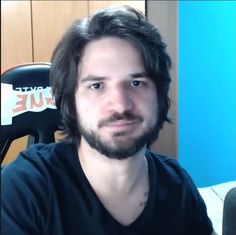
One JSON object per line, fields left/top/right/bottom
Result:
{"left": 1, "top": 63, "right": 61, "bottom": 163}
{"left": 223, "top": 186, "right": 236, "bottom": 235}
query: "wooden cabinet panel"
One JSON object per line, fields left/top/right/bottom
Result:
{"left": 1, "top": 1, "right": 33, "bottom": 165}
{"left": 88, "top": 1, "right": 145, "bottom": 15}
{"left": 147, "top": 1, "right": 178, "bottom": 158}
{"left": 32, "top": 1, "right": 88, "bottom": 62}
{"left": 1, "top": 1, "right": 33, "bottom": 71}
{"left": 2, "top": 137, "right": 28, "bottom": 165}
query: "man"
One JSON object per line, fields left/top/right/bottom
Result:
{"left": 2, "top": 6, "right": 215, "bottom": 235}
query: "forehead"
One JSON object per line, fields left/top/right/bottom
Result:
{"left": 78, "top": 37, "right": 145, "bottom": 78}
{"left": 82, "top": 36, "right": 140, "bottom": 57}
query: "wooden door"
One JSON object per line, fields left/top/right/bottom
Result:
{"left": 88, "top": 1, "right": 145, "bottom": 14}
{"left": 1, "top": 1, "right": 33, "bottom": 165}
{"left": 32, "top": 1, "right": 88, "bottom": 62}
{"left": 147, "top": 1, "right": 178, "bottom": 158}
{"left": 1, "top": 0, "right": 33, "bottom": 71}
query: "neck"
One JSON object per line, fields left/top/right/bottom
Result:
{"left": 78, "top": 138, "right": 150, "bottom": 226}
{"left": 78, "top": 138, "right": 148, "bottom": 194}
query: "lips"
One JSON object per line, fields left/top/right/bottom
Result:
{"left": 107, "top": 120, "right": 138, "bottom": 126}
{"left": 101, "top": 120, "right": 140, "bottom": 133}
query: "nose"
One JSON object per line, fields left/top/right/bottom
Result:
{"left": 107, "top": 86, "right": 134, "bottom": 113}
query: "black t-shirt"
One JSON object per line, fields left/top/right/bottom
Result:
{"left": 1, "top": 142, "right": 213, "bottom": 235}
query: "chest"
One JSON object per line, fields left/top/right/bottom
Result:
{"left": 43, "top": 180, "right": 190, "bottom": 235}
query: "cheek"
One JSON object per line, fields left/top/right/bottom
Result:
{"left": 76, "top": 97, "right": 100, "bottom": 128}
{"left": 144, "top": 90, "right": 158, "bottom": 110}
{"left": 77, "top": 103, "right": 90, "bottom": 122}
{"left": 76, "top": 88, "right": 98, "bottom": 112}
{"left": 75, "top": 92, "right": 89, "bottom": 114}
{"left": 145, "top": 94, "right": 158, "bottom": 121}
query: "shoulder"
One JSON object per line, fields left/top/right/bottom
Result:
{"left": 1, "top": 141, "right": 77, "bottom": 231}
{"left": 146, "top": 150, "right": 188, "bottom": 182}
{"left": 2, "top": 141, "right": 75, "bottom": 191}
{"left": 18, "top": 141, "right": 70, "bottom": 161}
{"left": 147, "top": 151, "right": 205, "bottom": 207}
{"left": 1, "top": 143, "right": 59, "bottom": 231}
{"left": 146, "top": 150, "right": 213, "bottom": 234}
{"left": 3, "top": 141, "right": 74, "bottom": 170}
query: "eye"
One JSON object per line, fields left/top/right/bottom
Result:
{"left": 131, "top": 80, "right": 143, "bottom": 87}
{"left": 89, "top": 82, "right": 103, "bottom": 90}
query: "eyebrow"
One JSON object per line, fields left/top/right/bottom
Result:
{"left": 80, "top": 72, "right": 148, "bottom": 83}
{"left": 80, "top": 75, "right": 107, "bottom": 83}
{"left": 130, "top": 72, "right": 148, "bottom": 79}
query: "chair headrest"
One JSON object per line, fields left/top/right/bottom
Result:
{"left": 1, "top": 63, "right": 61, "bottom": 162}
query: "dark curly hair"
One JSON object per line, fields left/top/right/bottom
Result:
{"left": 50, "top": 6, "right": 172, "bottom": 146}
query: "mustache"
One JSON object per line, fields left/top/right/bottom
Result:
{"left": 98, "top": 111, "right": 143, "bottom": 128}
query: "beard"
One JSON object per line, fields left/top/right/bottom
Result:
{"left": 78, "top": 110, "right": 159, "bottom": 160}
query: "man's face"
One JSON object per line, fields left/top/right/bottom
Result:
{"left": 75, "top": 37, "right": 158, "bottom": 159}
